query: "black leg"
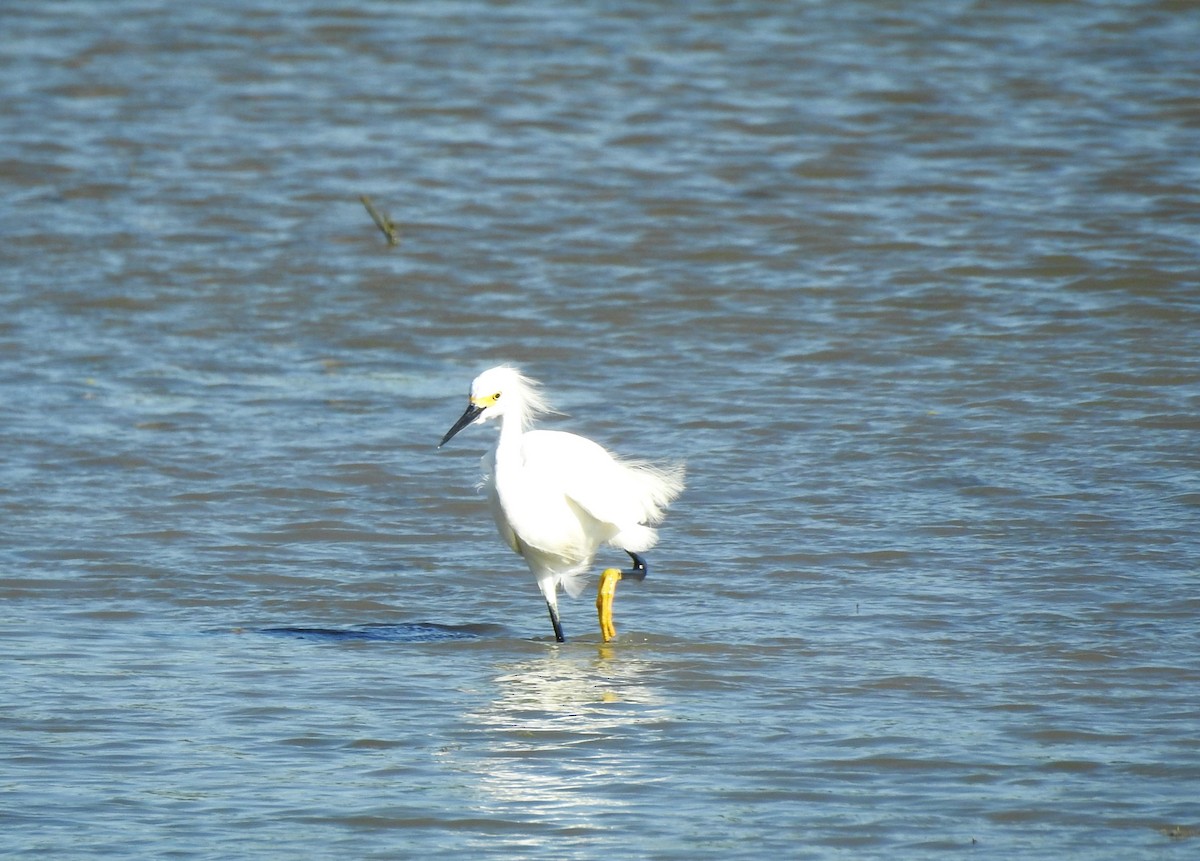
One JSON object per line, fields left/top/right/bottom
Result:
{"left": 547, "top": 601, "right": 566, "bottom": 642}
{"left": 623, "top": 551, "right": 648, "bottom": 581}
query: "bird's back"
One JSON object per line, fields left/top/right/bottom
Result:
{"left": 534, "top": 430, "right": 682, "bottom": 521}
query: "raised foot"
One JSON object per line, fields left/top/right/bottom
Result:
{"left": 595, "top": 567, "right": 623, "bottom": 643}
{"left": 597, "top": 554, "right": 650, "bottom": 641}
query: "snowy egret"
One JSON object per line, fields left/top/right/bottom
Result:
{"left": 438, "top": 366, "right": 684, "bottom": 642}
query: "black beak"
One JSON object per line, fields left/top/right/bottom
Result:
{"left": 438, "top": 403, "right": 483, "bottom": 448}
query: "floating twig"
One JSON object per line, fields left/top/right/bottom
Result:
{"left": 360, "top": 195, "right": 399, "bottom": 246}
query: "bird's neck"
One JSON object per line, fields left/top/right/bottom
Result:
{"left": 494, "top": 409, "right": 526, "bottom": 456}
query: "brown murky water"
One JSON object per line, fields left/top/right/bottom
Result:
{"left": 3, "top": 1, "right": 1198, "bottom": 858}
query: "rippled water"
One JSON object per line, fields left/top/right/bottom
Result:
{"left": 3, "top": 1, "right": 1198, "bottom": 858}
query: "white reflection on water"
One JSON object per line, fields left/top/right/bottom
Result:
{"left": 450, "top": 644, "right": 670, "bottom": 831}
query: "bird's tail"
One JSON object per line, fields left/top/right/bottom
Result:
{"left": 628, "top": 460, "right": 686, "bottom": 524}
{"left": 611, "top": 460, "right": 685, "bottom": 552}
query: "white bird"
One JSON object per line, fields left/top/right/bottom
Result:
{"left": 438, "top": 365, "right": 684, "bottom": 642}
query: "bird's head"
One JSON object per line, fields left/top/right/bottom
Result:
{"left": 438, "top": 365, "right": 552, "bottom": 448}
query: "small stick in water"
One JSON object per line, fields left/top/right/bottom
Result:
{"left": 360, "top": 195, "right": 399, "bottom": 246}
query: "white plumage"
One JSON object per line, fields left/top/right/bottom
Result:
{"left": 439, "top": 365, "right": 684, "bottom": 641}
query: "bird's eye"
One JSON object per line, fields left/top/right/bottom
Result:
{"left": 492, "top": 392, "right": 502, "bottom": 401}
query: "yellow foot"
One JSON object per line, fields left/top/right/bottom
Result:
{"left": 596, "top": 567, "right": 623, "bottom": 642}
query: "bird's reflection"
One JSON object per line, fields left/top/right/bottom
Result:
{"left": 445, "top": 643, "right": 670, "bottom": 830}
{"left": 485, "top": 644, "right": 661, "bottom": 718}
